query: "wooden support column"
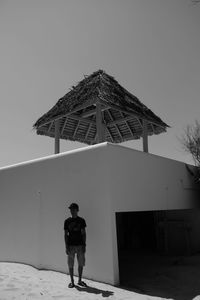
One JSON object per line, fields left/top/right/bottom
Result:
{"left": 142, "top": 119, "right": 148, "bottom": 153}
{"left": 96, "top": 102, "right": 104, "bottom": 143}
{"left": 54, "top": 119, "right": 60, "bottom": 154}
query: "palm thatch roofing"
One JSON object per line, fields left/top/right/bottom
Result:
{"left": 33, "top": 70, "right": 169, "bottom": 145}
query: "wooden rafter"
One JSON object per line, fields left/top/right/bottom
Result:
{"left": 137, "top": 117, "right": 143, "bottom": 129}
{"left": 106, "top": 127, "right": 114, "bottom": 143}
{"left": 61, "top": 116, "right": 68, "bottom": 135}
{"left": 99, "top": 97, "right": 166, "bottom": 129}
{"left": 106, "top": 115, "right": 134, "bottom": 126}
{"left": 54, "top": 119, "right": 60, "bottom": 154}
{"left": 107, "top": 109, "right": 123, "bottom": 140}
{"left": 73, "top": 120, "right": 80, "bottom": 138}
{"left": 119, "top": 111, "right": 134, "bottom": 138}
{"left": 37, "top": 99, "right": 95, "bottom": 129}
{"left": 48, "top": 121, "right": 54, "bottom": 133}
{"left": 96, "top": 102, "right": 104, "bottom": 143}
{"left": 81, "top": 105, "right": 109, "bottom": 118}
{"left": 85, "top": 123, "right": 92, "bottom": 140}
{"left": 101, "top": 110, "right": 113, "bottom": 143}
{"left": 142, "top": 119, "right": 148, "bottom": 153}
{"left": 125, "top": 121, "right": 134, "bottom": 137}
{"left": 70, "top": 114, "right": 95, "bottom": 125}
{"left": 151, "top": 123, "right": 154, "bottom": 133}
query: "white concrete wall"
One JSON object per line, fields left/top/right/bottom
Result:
{"left": 0, "top": 142, "right": 199, "bottom": 285}
{"left": 0, "top": 143, "right": 115, "bottom": 284}
{"left": 107, "top": 144, "right": 199, "bottom": 212}
{"left": 106, "top": 144, "right": 200, "bottom": 284}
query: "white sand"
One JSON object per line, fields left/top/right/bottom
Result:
{"left": 0, "top": 262, "right": 170, "bottom": 300}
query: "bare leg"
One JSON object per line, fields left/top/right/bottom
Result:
{"left": 69, "top": 267, "right": 74, "bottom": 285}
{"left": 78, "top": 266, "right": 83, "bottom": 282}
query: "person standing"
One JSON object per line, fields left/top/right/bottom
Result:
{"left": 64, "top": 203, "right": 87, "bottom": 288}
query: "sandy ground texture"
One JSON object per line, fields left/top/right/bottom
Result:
{"left": 0, "top": 262, "right": 171, "bottom": 300}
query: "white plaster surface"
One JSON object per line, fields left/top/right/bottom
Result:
{"left": 0, "top": 143, "right": 199, "bottom": 285}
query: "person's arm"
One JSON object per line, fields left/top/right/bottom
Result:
{"left": 81, "top": 228, "right": 86, "bottom": 245}
{"left": 64, "top": 230, "right": 69, "bottom": 246}
{"left": 65, "top": 231, "right": 70, "bottom": 254}
{"left": 64, "top": 220, "right": 70, "bottom": 254}
{"left": 81, "top": 228, "right": 86, "bottom": 253}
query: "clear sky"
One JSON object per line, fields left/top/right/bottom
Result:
{"left": 0, "top": 0, "right": 200, "bottom": 168}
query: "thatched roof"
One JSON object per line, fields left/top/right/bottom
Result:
{"left": 33, "top": 70, "right": 169, "bottom": 145}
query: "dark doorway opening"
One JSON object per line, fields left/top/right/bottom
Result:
{"left": 116, "top": 211, "right": 157, "bottom": 254}
{"left": 116, "top": 210, "right": 200, "bottom": 300}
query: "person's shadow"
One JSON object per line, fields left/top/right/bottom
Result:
{"left": 75, "top": 284, "right": 114, "bottom": 297}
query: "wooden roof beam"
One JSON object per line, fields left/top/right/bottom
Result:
{"left": 137, "top": 117, "right": 143, "bottom": 128}
{"left": 96, "top": 102, "right": 104, "bottom": 143}
{"left": 106, "top": 127, "right": 114, "bottom": 143}
{"left": 106, "top": 115, "right": 134, "bottom": 126}
{"left": 72, "top": 120, "right": 80, "bottom": 138}
{"left": 142, "top": 119, "right": 148, "bottom": 153}
{"left": 54, "top": 119, "right": 60, "bottom": 154}
{"left": 102, "top": 111, "right": 114, "bottom": 143}
{"left": 151, "top": 123, "right": 155, "bottom": 133}
{"left": 36, "top": 98, "right": 96, "bottom": 129}
{"left": 125, "top": 121, "right": 135, "bottom": 137}
{"left": 107, "top": 109, "right": 123, "bottom": 140}
{"left": 39, "top": 114, "right": 95, "bottom": 134}
{"left": 85, "top": 123, "right": 92, "bottom": 140}
{"left": 48, "top": 121, "right": 54, "bottom": 133}
{"left": 81, "top": 105, "right": 109, "bottom": 118}
{"left": 119, "top": 111, "right": 134, "bottom": 138}
{"left": 70, "top": 114, "right": 95, "bottom": 124}
{"left": 61, "top": 116, "right": 68, "bottom": 135}
{"left": 99, "top": 98, "right": 167, "bottom": 129}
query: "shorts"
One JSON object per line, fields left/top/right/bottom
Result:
{"left": 67, "top": 245, "right": 85, "bottom": 268}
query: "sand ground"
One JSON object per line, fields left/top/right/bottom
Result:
{"left": 0, "top": 262, "right": 170, "bottom": 300}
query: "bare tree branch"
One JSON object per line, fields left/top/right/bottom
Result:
{"left": 179, "top": 120, "right": 200, "bottom": 166}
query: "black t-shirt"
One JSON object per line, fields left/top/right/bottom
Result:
{"left": 64, "top": 216, "right": 86, "bottom": 246}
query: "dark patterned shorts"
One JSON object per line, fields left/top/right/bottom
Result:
{"left": 67, "top": 245, "right": 85, "bottom": 268}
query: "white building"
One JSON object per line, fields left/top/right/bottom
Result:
{"left": 0, "top": 142, "right": 199, "bottom": 285}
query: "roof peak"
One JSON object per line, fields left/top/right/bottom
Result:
{"left": 87, "top": 69, "right": 106, "bottom": 78}
{"left": 95, "top": 69, "right": 105, "bottom": 74}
